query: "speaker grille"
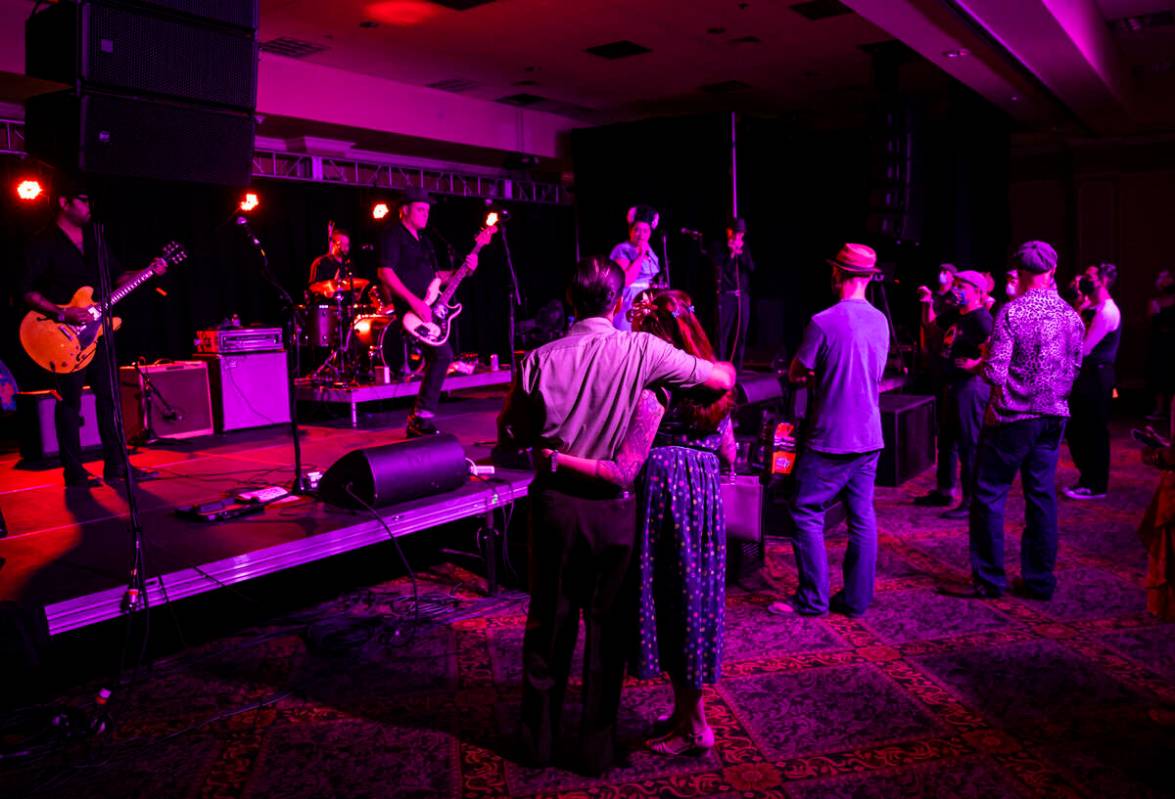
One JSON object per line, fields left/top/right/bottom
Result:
{"left": 83, "top": 4, "right": 257, "bottom": 109}
{"left": 26, "top": 90, "right": 255, "bottom": 186}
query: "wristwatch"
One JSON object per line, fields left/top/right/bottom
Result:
{"left": 548, "top": 451, "right": 559, "bottom": 474}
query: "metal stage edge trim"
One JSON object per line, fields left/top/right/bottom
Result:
{"left": 294, "top": 369, "right": 513, "bottom": 426}
{"left": 43, "top": 473, "right": 533, "bottom": 637}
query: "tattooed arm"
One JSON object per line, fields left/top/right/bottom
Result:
{"left": 538, "top": 389, "right": 666, "bottom": 489}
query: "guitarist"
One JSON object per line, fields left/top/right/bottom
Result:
{"left": 376, "top": 189, "right": 477, "bottom": 438}
{"left": 21, "top": 183, "right": 166, "bottom": 488}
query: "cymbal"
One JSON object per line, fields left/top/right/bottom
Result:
{"left": 309, "top": 277, "right": 370, "bottom": 298}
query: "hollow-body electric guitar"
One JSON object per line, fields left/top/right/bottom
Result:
{"left": 20, "top": 241, "right": 187, "bottom": 373}
{"left": 401, "top": 223, "right": 498, "bottom": 347}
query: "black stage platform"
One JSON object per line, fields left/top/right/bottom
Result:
{"left": 0, "top": 390, "right": 528, "bottom": 637}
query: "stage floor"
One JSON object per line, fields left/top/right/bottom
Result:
{"left": 0, "top": 389, "right": 527, "bottom": 635}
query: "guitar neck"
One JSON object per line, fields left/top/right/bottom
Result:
{"left": 102, "top": 266, "right": 156, "bottom": 310}
{"left": 436, "top": 239, "right": 488, "bottom": 306}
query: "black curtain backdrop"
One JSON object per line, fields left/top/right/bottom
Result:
{"left": 0, "top": 160, "right": 576, "bottom": 393}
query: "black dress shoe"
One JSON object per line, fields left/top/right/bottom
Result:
{"left": 406, "top": 415, "right": 440, "bottom": 438}
{"left": 1012, "top": 578, "right": 1053, "bottom": 601}
{"left": 830, "top": 592, "right": 866, "bottom": 618}
{"left": 937, "top": 582, "right": 1003, "bottom": 600}
{"left": 104, "top": 466, "right": 161, "bottom": 483}
{"left": 65, "top": 472, "right": 102, "bottom": 489}
{"left": 914, "top": 491, "right": 954, "bottom": 507}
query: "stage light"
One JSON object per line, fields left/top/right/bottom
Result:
{"left": 239, "top": 192, "right": 260, "bottom": 212}
{"left": 372, "top": 202, "right": 390, "bottom": 220}
{"left": 484, "top": 207, "right": 511, "bottom": 227}
{"left": 16, "top": 179, "right": 44, "bottom": 201}
{"left": 368, "top": 1, "right": 440, "bottom": 26}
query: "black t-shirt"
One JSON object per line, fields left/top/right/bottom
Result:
{"left": 309, "top": 254, "right": 345, "bottom": 284}
{"left": 378, "top": 222, "right": 438, "bottom": 307}
{"left": 21, "top": 225, "right": 124, "bottom": 305}
{"left": 942, "top": 307, "right": 993, "bottom": 380}
{"left": 711, "top": 244, "right": 755, "bottom": 293}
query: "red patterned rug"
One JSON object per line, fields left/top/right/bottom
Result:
{"left": 3, "top": 432, "right": 1172, "bottom": 798}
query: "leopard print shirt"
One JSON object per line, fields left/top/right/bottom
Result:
{"left": 982, "top": 288, "right": 1085, "bottom": 425}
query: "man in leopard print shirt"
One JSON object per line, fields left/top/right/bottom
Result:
{"left": 950, "top": 240, "right": 1084, "bottom": 601}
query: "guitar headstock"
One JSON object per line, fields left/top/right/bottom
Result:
{"left": 160, "top": 241, "right": 188, "bottom": 269}
{"left": 474, "top": 224, "right": 499, "bottom": 248}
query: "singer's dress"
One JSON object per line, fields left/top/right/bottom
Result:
{"left": 609, "top": 241, "right": 660, "bottom": 331}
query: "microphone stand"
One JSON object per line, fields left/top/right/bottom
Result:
{"left": 133, "top": 360, "right": 180, "bottom": 445}
{"left": 658, "top": 233, "right": 671, "bottom": 288}
{"left": 498, "top": 224, "right": 523, "bottom": 376}
{"left": 91, "top": 211, "right": 149, "bottom": 617}
{"left": 238, "top": 219, "right": 310, "bottom": 495}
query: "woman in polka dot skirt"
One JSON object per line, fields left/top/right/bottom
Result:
{"left": 541, "top": 290, "right": 736, "bottom": 756}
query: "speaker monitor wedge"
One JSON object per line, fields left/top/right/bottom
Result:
{"left": 318, "top": 435, "right": 470, "bottom": 509}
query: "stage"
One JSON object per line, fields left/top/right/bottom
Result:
{"left": 0, "top": 388, "right": 528, "bottom": 637}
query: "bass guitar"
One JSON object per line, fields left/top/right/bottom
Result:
{"left": 401, "top": 222, "right": 499, "bottom": 347}
{"left": 20, "top": 241, "right": 187, "bottom": 374}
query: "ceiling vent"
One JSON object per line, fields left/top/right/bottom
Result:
{"left": 790, "top": 0, "right": 852, "bottom": 21}
{"left": 731, "top": 35, "right": 762, "bottom": 46}
{"left": 700, "top": 80, "right": 752, "bottom": 94}
{"left": 1108, "top": 10, "right": 1174, "bottom": 33}
{"left": 496, "top": 93, "right": 545, "bottom": 107}
{"left": 259, "top": 37, "right": 328, "bottom": 59}
{"left": 585, "top": 40, "right": 652, "bottom": 60}
{"left": 427, "top": 78, "right": 482, "bottom": 93}
{"left": 430, "top": 0, "right": 497, "bottom": 10}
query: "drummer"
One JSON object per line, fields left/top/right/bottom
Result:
{"left": 309, "top": 228, "right": 351, "bottom": 285}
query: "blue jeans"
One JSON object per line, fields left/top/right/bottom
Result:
{"left": 969, "top": 417, "right": 1066, "bottom": 596}
{"left": 789, "top": 449, "right": 881, "bottom": 614}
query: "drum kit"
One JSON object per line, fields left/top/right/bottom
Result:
{"left": 298, "top": 274, "right": 422, "bottom": 385}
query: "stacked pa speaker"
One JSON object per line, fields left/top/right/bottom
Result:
{"left": 24, "top": 0, "right": 259, "bottom": 185}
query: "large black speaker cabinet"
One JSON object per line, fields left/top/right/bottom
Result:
{"left": 26, "top": 1, "right": 258, "bottom": 110}
{"left": 25, "top": 90, "right": 254, "bottom": 186}
{"left": 318, "top": 435, "right": 470, "bottom": 509}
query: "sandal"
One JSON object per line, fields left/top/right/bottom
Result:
{"left": 647, "top": 726, "right": 715, "bottom": 756}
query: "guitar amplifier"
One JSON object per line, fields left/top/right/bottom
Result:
{"left": 195, "top": 327, "right": 283, "bottom": 354}
{"left": 15, "top": 389, "right": 103, "bottom": 461}
{"left": 119, "top": 361, "right": 214, "bottom": 440}
{"left": 194, "top": 352, "right": 290, "bottom": 432}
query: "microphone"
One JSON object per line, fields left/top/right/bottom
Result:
{"left": 235, "top": 217, "right": 263, "bottom": 251}
{"left": 680, "top": 227, "right": 703, "bottom": 239}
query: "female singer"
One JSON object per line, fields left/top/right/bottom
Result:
{"left": 610, "top": 205, "right": 662, "bottom": 330}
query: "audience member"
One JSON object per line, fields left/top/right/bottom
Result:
{"left": 1064, "top": 262, "right": 1121, "bottom": 501}
{"left": 497, "top": 257, "right": 734, "bottom": 775}
{"left": 543, "top": 290, "right": 735, "bottom": 757}
{"left": 769, "top": 243, "right": 889, "bottom": 618}
{"left": 946, "top": 241, "right": 1084, "bottom": 601}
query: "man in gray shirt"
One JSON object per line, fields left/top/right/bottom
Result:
{"left": 498, "top": 256, "right": 735, "bottom": 775}
{"left": 769, "top": 243, "right": 890, "bottom": 618}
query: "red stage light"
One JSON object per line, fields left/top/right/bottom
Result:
{"left": 239, "top": 192, "right": 260, "bottom": 212}
{"left": 372, "top": 202, "right": 390, "bottom": 220}
{"left": 368, "top": 1, "right": 440, "bottom": 26}
{"left": 16, "top": 179, "right": 44, "bottom": 201}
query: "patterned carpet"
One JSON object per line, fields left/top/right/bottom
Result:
{"left": 3, "top": 435, "right": 1173, "bottom": 798}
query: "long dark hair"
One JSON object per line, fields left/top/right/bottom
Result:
{"left": 630, "top": 289, "right": 734, "bottom": 431}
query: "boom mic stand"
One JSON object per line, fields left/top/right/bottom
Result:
{"left": 236, "top": 217, "right": 311, "bottom": 495}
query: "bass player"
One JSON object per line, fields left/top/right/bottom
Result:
{"left": 376, "top": 188, "right": 477, "bottom": 438}
{"left": 21, "top": 181, "right": 167, "bottom": 488}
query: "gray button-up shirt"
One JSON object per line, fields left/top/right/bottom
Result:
{"left": 500, "top": 317, "right": 713, "bottom": 460}
{"left": 982, "top": 289, "right": 1085, "bottom": 425}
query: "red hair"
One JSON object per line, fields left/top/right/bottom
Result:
{"left": 630, "top": 289, "right": 734, "bottom": 431}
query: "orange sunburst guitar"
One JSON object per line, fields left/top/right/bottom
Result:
{"left": 19, "top": 241, "right": 187, "bottom": 374}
